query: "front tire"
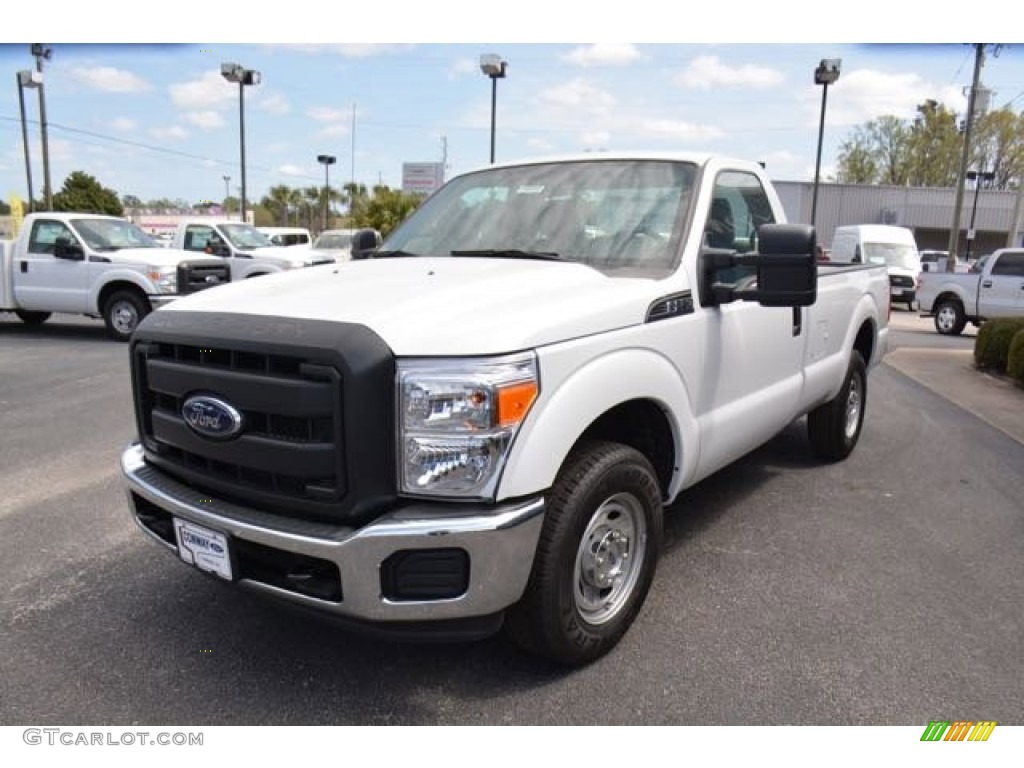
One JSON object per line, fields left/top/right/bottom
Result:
{"left": 807, "top": 351, "right": 867, "bottom": 462}
{"left": 934, "top": 299, "right": 966, "bottom": 336}
{"left": 506, "top": 441, "right": 663, "bottom": 666}
{"left": 15, "top": 310, "right": 51, "bottom": 326}
{"left": 103, "top": 290, "right": 150, "bottom": 341}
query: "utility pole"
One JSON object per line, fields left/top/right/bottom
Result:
{"left": 946, "top": 44, "right": 986, "bottom": 272}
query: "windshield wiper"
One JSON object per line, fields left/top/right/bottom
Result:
{"left": 372, "top": 249, "right": 419, "bottom": 258}
{"left": 450, "top": 249, "right": 562, "bottom": 261}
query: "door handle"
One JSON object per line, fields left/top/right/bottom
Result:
{"left": 20, "top": 261, "right": 28, "bottom": 273}
{"left": 792, "top": 307, "right": 802, "bottom": 337}
{"left": 981, "top": 280, "right": 992, "bottom": 288}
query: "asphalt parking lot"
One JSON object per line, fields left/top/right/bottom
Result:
{"left": 1, "top": 309, "right": 1022, "bottom": 725}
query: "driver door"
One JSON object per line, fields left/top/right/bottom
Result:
{"left": 14, "top": 219, "right": 90, "bottom": 312}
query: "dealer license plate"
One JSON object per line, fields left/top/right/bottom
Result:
{"left": 173, "top": 519, "right": 233, "bottom": 580}
{"left": 890, "top": 287, "right": 905, "bottom": 296}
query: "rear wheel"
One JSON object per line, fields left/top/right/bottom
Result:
{"left": 506, "top": 440, "right": 663, "bottom": 666}
{"left": 103, "top": 290, "right": 150, "bottom": 341}
{"left": 934, "top": 299, "right": 966, "bottom": 336}
{"left": 14, "top": 310, "right": 51, "bottom": 326}
{"left": 808, "top": 351, "right": 867, "bottom": 462}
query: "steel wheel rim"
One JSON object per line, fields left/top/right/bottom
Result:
{"left": 936, "top": 306, "right": 955, "bottom": 332}
{"left": 112, "top": 301, "right": 139, "bottom": 335}
{"left": 844, "top": 374, "right": 862, "bottom": 440}
{"left": 573, "top": 491, "right": 647, "bottom": 626}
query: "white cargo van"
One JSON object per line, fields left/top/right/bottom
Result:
{"left": 831, "top": 225, "right": 921, "bottom": 310}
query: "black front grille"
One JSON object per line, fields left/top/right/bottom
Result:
{"left": 178, "top": 261, "right": 231, "bottom": 294}
{"left": 130, "top": 312, "right": 397, "bottom": 525}
{"left": 889, "top": 274, "right": 915, "bottom": 288}
{"left": 135, "top": 342, "right": 345, "bottom": 519}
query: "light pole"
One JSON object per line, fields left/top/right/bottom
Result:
{"left": 811, "top": 58, "right": 841, "bottom": 229}
{"left": 30, "top": 44, "right": 53, "bottom": 210}
{"left": 965, "top": 170, "right": 995, "bottom": 261}
{"left": 479, "top": 54, "right": 507, "bottom": 164}
{"left": 16, "top": 70, "right": 41, "bottom": 213}
{"left": 317, "top": 155, "right": 336, "bottom": 232}
{"left": 222, "top": 175, "right": 231, "bottom": 216}
{"left": 221, "top": 62, "right": 261, "bottom": 223}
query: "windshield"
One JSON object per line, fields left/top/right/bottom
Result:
{"left": 220, "top": 224, "right": 273, "bottom": 249}
{"left": 315, "top": 233, "right": 351, "bottom": 249}
{"left": 70, "top": 218, "right": 158, "bottom": 250}
{"left": 863, "top": 242, "right": 919, "bottom": 270}
{"left": 383, "top": 159, "right": 696, "bottom": 277}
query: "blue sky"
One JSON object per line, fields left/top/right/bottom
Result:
{"left": 2, "top": 13, "right": 1020, "bottom": 206}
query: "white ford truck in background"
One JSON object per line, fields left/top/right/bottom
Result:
{"left": 1, "top": 212, "right": 229, "bottom": 340}
{"left": 917, "top": 248, "right": 1024, "bottom": 335}
{"left": 122, "top": 153, "right": 889, "bottom": 665}
{"left": 173, "top": 219, "right": 334, "bottom": 279}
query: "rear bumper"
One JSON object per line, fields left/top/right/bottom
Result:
{"left": 121, "top": 443, "right": 544, "bottom": 626}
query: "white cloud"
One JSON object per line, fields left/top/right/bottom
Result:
{"left": 677, "top": 55, "right": 784, "bottom": 90}
{"left": 826, "top": 69, "right": 969, "bottom": 126}
{"left": 184, "top": 111, "right": 226, "bottom": 129}
{"left": 562, "top": 44, "right": 642, "bottom": 67}
{"left": 639, "top": 119, "right": 724, "bottom": 142}
{"left": 169, "top": 71, "right": 236, "bottom": 110}
{"left": 69, "top": 66, "right": 150, "bottom": 93}
{"left": 318, "top": 124, "right": 351, "bottom": 138}
{"left": 448, "top": 57, "right": 477, "bottom": 80}
{"left": 308, "top": 106, "right": 350, "bottom": 123}
{"left": 527, "top": 137, "right": 556, "bottom": 152}
{"left": 266, "top": 44, "right": 413, "bottom": 58}
{"left": 538, "top": 79, "right": 616, "bottom": 114}
{"left": 277, "top": 164, "right": 307, "bottom": 177}
{"left": 110, "top": 117, "right": 137, "bottom": 132}
{"left": 150, "top": 125, "right": 188, "bottom": 141}
{"left": 257, "top": 92, "right": 291, "bottom": 115}
{"left": 581, "top": 131, "right": 611, "bottom": 148}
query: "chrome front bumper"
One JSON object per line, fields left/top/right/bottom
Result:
{"left": 121, "top": 444, "right": 545, "bottom": 623}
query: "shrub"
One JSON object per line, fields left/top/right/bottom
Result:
{"left": 1007, "top": 329, "right": 1024, "bottom": 384}
{"left": 974, "top": 318, "right": 1024, "bottom": 371}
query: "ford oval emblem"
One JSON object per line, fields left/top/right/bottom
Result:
{"left": 182, "top": 395, "right": 244, "bottom": 440}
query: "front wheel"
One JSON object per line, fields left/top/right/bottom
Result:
{"left": 807, "top": 351, "right": 867, "bottom": 462}
{"left": 103, "top": 290, "right": 150, "bottom": 341}
{"left": 934, "top": 299, "right": 966, "bottom": 336}
{"left": 15, "top": 310, "right": 51, "bottom": 326}
{"left": 505, "top": 440, "right": 663, "bottom": 666}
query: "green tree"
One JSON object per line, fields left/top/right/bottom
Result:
{"left": 121, "top": 194, "right": 143, "bottom": 210}
{"left": 353, "top": 185, "right": 422, "bottom": 236}
{"left": 835, "top": 100, "right": 1024, "bottom": 190}
{"left": 53, "top": 171, "right": 124, "bottom": 215}
{"left": 835, "top": 128, "right": 879, "bottom": 183}
{"left": 973, "top": 107, "right": 1024, "bottom": 189}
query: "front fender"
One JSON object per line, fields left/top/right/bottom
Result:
{"left": 89, "top": 270, "right": 157, "bottom": 312}
{"left": 498, "top": 346, "right": 698, "bottom": 503}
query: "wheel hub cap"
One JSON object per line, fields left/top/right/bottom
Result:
{"left": 844, "top": 378, "right": 861, "bottom": 439}
{"left": 573, "top": 492, "right": 647, "bottom": 625}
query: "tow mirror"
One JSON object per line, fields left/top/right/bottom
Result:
{"left": 700, "top": 224, "right": 817, "bottom": 308}
{"left": 53, "top": 237, "right": 85, "bottom": 261}
{"left": 351, "top": 229, "right": 383, "bottom": 260}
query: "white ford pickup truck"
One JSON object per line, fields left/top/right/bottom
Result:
{"left": 1, "top": 212, "right": 229, "bottom": 340}
{"left": 917, "top": 248, "right": 1024, "bottom": 335}
{"left": 173, "top": 219, "right": 334, "bottom": 279}
{"left": 121, "top": 153, "right": 890, "bottom": 665}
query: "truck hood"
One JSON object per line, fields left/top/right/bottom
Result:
{"left": 106, "top": 247, "right": 222, "bottom": 267}
{"left": 163, "top": 257, "right": 676, "bottom": 355}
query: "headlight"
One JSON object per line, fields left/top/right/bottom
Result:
{"left": 147, "top": 266, "right": 178, "bottom": 293}
{"left": 398, "top": 353, "right": 539, "bottom": 498}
